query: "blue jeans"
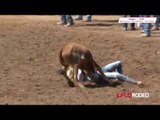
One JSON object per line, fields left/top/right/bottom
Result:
{"left": 101, "top": 61, "right": 137, "bottom": 84}
{"left": 142, "top": 23, "right": 151, "bottom": 35}
{"left": 140, "top": 15, "right": 151, "bottom": 35}
{"left": 86, "top": 15, "right": 92, "bottom": 21}
{"left": 76, "top": 15, "right": 92, "bottom": 21}
{"left": 60, "top": 15, "right": 73, "bottom": 24}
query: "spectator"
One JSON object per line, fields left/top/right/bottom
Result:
{"left": 57, "top": 15, "right": 74, "bottom": 27}
{"left": 75, "top": 15, "right": 92, "bottom": 22}
{"left": 140, "top": 15, "right": 151, "bottom": 37}
{"left": 121, "top": 15, "right": 136, "bottom": 31}
{"left": 152, "top": 15, "right": 159, "bottom": 30}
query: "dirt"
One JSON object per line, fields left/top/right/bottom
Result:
{"left": 0, "top": 15, "right": 160, "bottom": 104}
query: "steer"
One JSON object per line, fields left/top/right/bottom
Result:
{"left": 58, "top": 42, "right": 108, "bottom": 88}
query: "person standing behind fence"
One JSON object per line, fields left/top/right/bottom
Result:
{"left": 57, "top": 15, "right": 74, "bottom": 27}
{"left": 121, "top": 15, "right": 137, "bottom": 31}
{"left": 151, "top": 15, "right": 159, "bottom": 30}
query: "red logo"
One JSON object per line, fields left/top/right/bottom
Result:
{"left": 116, "top": 93, "right": 132, "bottom": 99}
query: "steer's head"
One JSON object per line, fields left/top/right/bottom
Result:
{"left": 78, "top": 55, "right": 96, "bottom": 75}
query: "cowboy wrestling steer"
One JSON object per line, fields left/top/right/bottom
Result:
{"left": 58, "top": 42, "right": 108, "bottom": 88}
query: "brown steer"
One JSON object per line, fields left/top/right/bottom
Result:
{"left": 59, "top": 42, "right": 108, "bottom": 88}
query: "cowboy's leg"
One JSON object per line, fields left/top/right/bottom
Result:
{"left": 102, "top": 61, "right": 123, "bottom": 74}
{"left": 104, "top": 72, "right": 137, "bottom": 84}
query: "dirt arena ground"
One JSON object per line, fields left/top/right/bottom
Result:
{"left": 0, "top": 15, "right": 160, "bottom": 105}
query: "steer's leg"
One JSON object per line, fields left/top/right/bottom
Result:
{"left": 73, "top": 64, "right": 85, "bottom": 89}
{"left": 64, "top": 66, "right": 75, "bottom": 87}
